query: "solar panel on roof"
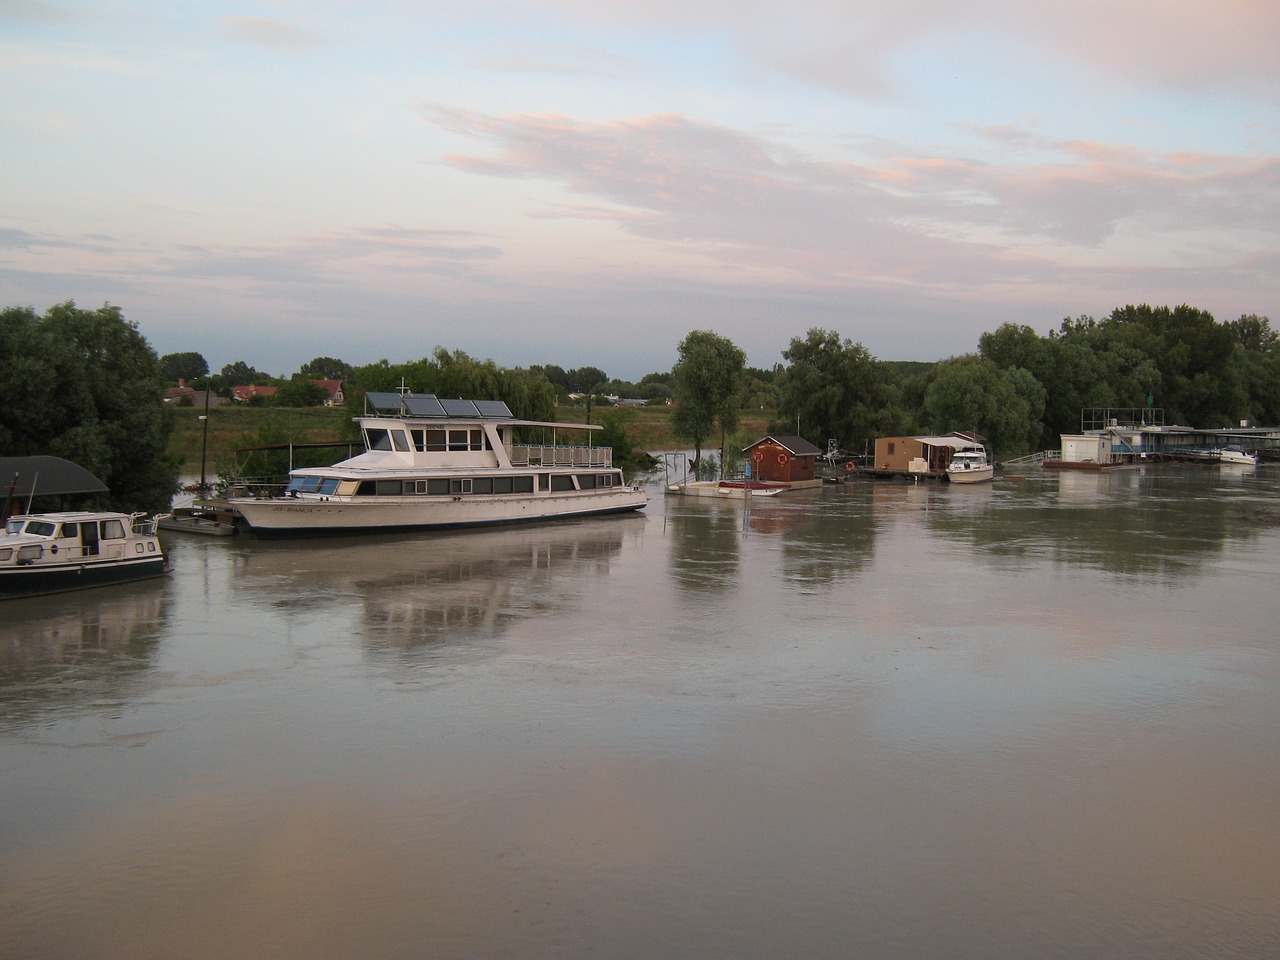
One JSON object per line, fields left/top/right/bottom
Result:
{"left": 365, "top": 392, "right": 404, "bottom": 413}
{"left": 473, "top": 400, "right": 513, "bottom": 419}
{"left": 440, "top": 398, "right": 481, "bottom": 417}
{"left": 403, "top": 395, "right": 447, "bottom": 417}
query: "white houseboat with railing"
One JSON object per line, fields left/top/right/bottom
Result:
{"left": 228, "top": 393, "right": 648, "bottom": 537}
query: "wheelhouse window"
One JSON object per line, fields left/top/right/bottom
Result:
{"left": 576, "top": 474, "right": 597, "bottom": 489}
{"left": 391, "top": 431, "right": 410, "bottom": 452}
{"left": 101, "top": 519, "right": 127, "bottom": 539}
{"left": 25, "top": 520, "right": 57, "bottom": 537}
{"left": 550, "top": 475, "right": 575, "bottom": 492}
{"left": 426, "top": 430, "right": 447, "bottom": 451}
{"left": 365, "top": 428, "right": 393, "bottom": 451}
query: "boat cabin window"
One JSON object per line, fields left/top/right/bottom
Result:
{"left": 391, "top": 431, "right": 410, "bottom": 452}
{"left": 25, "top": 520, "right": 57, "bottom": 537}
{"left": 376, "top": 480, "right": 401, "bottom": 495}
{"left": 60, "top": 522, "right": 78, "bottom": 539}
{"left": 101, "top": 518, "right": 127, "bottom": 539}
{"left": 364, "top": 428, "right": 393, "bottom": 451}
{"left": 0, "top": 548, "right": 11, "bottom": 561}
{"left": 287, "top": 476, "right": 340, "bottom": 495}
{"left": 472, "top": 477, "right": 493, "bottom": 494}
{"left": 539, "top": 474, "right": 550, "bottom": 491}
{"left": 450, "top": 478, "right": 472, "bottom": 494}
{"left": 4, "top": 519, "right": 25, "bottom": 534}
{"left": 576, "top": 474, "right": 597, "bottom": 490}
{"left": 17, "top": 544, "right": 43, "bottom": 563}
{"left": 448, "top": 429, "right": 470, "bottom": 451}
{"left": 550, "top": 475, "right": 575, "bottom": 492}
{"left": 426, "top": 430, "right": 447, "bottom": 451}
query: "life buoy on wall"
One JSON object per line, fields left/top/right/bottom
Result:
{"left": 844, "top": 461, "right": 855, "bottom": 472}
{"left": 777, "top": 453, "right": 789, "bottom": 465}
{"left": 752, "top": 451, "right": 764, "bottom": 463}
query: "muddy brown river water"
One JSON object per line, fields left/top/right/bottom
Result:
{"left": 2, "top": 465, "right": 1278, "bottom": 959}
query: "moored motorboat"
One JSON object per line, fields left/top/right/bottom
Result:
{"left": 227, "top": 393, "right": 648, "bottom": 537}
{"left": 945, "top": 446, "right": 994, "bottom": 483}
{"left": 157, "top": 501, "right": 239, "bottom": 536}
{"left": 1215, "top": 446, "right": 1259, "bottom": 466}
{"left": 666, "top": 479, "right": 787, "bottom": 498}
{"left": 0, "top": 510, "right": 167, "bottom": 599}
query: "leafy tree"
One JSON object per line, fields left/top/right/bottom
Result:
{"left": 921, "top": 355, "right": 1045, "bottom": 457}
{"left": 159, "top": 351, "right": 209, "bottom": 383}
{"left": 298, "top": 356, "right": 353, "bottom": 381}
{"left": 776, "top": 328, "right": 899, "bottom": 451}
{"left": 565, "top": 366, "right": 608, "bottom": 395}
{"left": 1099, "top": 304, "right": 1243, "bottom": 426}
{"left": 0, "top": 301, "right": 178, "bottom": 513}
{"left": 1226, "top": 314, "right": 1280, "bottom": 424}
{"left": 220, "top": 360, "right": 272, "bottom": 386}
{"left": 671, "top": 330, "right": 745, "bottom": 473}
{"left": 273, "top": 377, "right": 329, "bottom": 407}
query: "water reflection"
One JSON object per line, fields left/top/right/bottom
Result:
{"left": 2, "top": 469, "right": 1279, "bottom": 959}
{"left": 913, "top": 467, "right": 1269, "bottom": 581}
{"left": 0, "top": 584, "right": 167, "bottom": 728}
{"left": 224, "top": 518, "right": 639, "bottom": 655}
{"left": 665, "top": 498, "right": 742, "bottom": 592}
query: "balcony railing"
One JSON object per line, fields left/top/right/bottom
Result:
{"left": 511, "top": 444, "right": 612, "bottom": 467}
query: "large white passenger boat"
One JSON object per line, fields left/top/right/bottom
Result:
{"left": 229, "top": 393, "right": 648, "bottom": 537}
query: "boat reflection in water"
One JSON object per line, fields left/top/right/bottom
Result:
{"left": 227, "top": 516, "right": 642, "bottom": 655}
{"left": 0, "top": 583, "right": 167, "bottom": 728}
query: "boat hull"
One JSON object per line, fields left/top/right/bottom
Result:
{"left": 0, "top": 555, "right": 168, "bottom": 599}
{"left": 946, "top": 466, "right": 994, "bottom": 484}
{"left": 230, "top": 489, "right": 648, "bottom": 538}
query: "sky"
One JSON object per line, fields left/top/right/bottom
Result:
{"left": 2, "top": 1, "right": 1278, "bottom": 380}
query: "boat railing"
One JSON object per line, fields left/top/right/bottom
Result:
{"left": 511, "top": 444, "right": 613, "bottom": 468}
{"left": 130, "top": 513, "right": 159, "bottom": 536}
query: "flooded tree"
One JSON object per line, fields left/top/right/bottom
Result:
{"left": 671, "top": 330, "right": 745, "bottom": 476}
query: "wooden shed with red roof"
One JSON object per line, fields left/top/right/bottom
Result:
{"left": 743, "top": 436, "right": 823, "bottom": 485}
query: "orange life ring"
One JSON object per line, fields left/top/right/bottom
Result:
{"left": 777, "top": 453, "right": 789, "bottom": 465}
{"left": 752, "top": 451, "right": 763, "bottom": 463}
{"left": 844, "top": 461, "right": 855, "bottom": 472}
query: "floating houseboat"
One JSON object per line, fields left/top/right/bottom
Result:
{"left": 228, "top": 393, "right": 647, "bottom": 537}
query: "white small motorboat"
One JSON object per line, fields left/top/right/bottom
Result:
{"left": 0, "top": 510, "right": 168, "bottom": 599}
{"left": 946, "top": 447, "right": 994, "bottom": 484}
{"left": 1215, "top": 447, "right": 1259, "bottom": 466}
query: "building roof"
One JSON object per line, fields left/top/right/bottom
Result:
{"left": 0, "top": 456, "right": 109, "bottom": 499}
{"left": 745, "top": 435, "right": 824, "bottom": 456}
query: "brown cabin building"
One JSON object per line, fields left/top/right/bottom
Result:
{"left": 744, "top": 435, "right": 823, "bottom": 484}
{"left": 872, "top": 432, "right": 985, "bottom": 477}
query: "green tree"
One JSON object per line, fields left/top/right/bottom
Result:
{"left": 220, "top": 360, "right": 272, "bottom": 386}
{"left": 1225, "top": 314, "right": 1280, "bottom": 425}
{"left": 273, "top": 377, "right": 329, "bottom": 407}
{"left": 1100, "top": 304, "right": 1244, "bottom": 426}
{"left": 922, "top": 355, "right": 1046, "bottom": 457}
{"left": 298, "top": 356, "right": 353, "bottom": 381}
{"left": 671, "top": 330, "right": 745, "bottom": 474}
{"left": 159, "top": 351, "right": 209, "bottom": 383}
{"left": 0, "top": 301, "right": 178, "bottom": 513}
{"left": 565, "top": 366, "right": 608, "bottom": 395}
{"left": 776, "top": 328, "right": 898, "bottom": 451}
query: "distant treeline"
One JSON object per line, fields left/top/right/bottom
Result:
{"left": 162, "top": 303, "right": 1278, "bottom": 462}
